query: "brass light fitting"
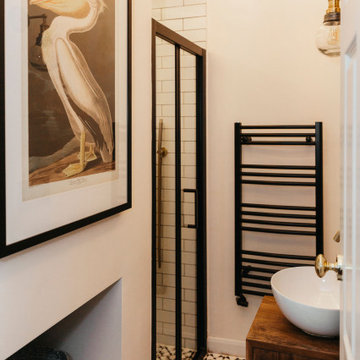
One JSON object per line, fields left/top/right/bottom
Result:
{"left": 326, "top": 0, "right": 340, "bottom": 14}
{"left": 316, "top": 0, "right": 341, "bottom": 57}
{"left": 324, "top": 0, "right": 341, "bottom": 23}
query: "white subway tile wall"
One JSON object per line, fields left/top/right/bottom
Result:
{"left": 152, "top": 0, "right": 207, "bottom": 48}
{"left": 156, "top": 37, "right": 176, "bottom": 348}
{"left": 154, "top": 0, "right": 207, "bottom": 353}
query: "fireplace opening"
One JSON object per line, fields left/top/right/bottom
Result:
{"left": 7, "top": 279, "right": 122, "bottom": 360}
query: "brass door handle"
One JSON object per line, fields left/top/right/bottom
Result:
{"left": 315, "top": 254, "right": 343, "bottom": 280}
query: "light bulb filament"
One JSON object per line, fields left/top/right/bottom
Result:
{"left": 328, "top": 26, "right": 340, "bottom": 46}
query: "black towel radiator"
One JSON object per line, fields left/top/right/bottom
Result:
{"left": 234, "top": 123, "right": 324, "bottom": 307}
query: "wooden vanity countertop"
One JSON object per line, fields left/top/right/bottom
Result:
{"left": 246, "top": 296, "right": 339, "bottom": 360}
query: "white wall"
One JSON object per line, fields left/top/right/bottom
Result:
{"left": 0, "top": 1, "right": 152, "bottom": 359}
{"left": 207, "top": 0, "right": 341, "bottom": 356}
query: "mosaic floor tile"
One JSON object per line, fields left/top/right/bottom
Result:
{"left": 205, "top": 353, "right": 244, "bottom": 360}
{"left": 156, "top": 344, "right": 245, "bottom": 360}
{"left": 156, "top": 344, "right": 196, "bottom": 360}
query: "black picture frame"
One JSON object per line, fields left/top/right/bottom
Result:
{"left": 0, "top": 0, "right": 132, "bottom": 259}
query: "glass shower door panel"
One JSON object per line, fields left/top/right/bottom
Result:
{"left": 180, "top": 49, "right": 198, "bottom": 358}
{"left": 155, "top": 36, "right": 176, "bottom": 356}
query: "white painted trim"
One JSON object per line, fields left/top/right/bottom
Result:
{"left": 207, "top": 337, "right": 246, "bottom": 358}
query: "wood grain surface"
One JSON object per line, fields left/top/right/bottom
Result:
{"left": 246, "top": 296, "right": 339, "bottom": 360}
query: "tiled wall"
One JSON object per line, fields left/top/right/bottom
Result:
{"left": 152, "top": 0, "right": 207, "bottom": 49}
{"left": 153, "top": 0, "right": 207, "bottom": 351}
{"left": 155, "top": 37, "right": 177, "bottom": 348}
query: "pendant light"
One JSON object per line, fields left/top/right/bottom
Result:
{"left": 316, "top": 0, "right": 340, "bottom": 57}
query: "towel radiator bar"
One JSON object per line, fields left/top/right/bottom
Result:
{"left": 234, "top": 123, "right": 323, "bottom": 307}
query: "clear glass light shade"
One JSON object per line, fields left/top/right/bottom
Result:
{"left": 316, "top": 22, "right": 340, "bottom": 57}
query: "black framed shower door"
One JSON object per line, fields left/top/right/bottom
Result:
{"left": 151, "top": 20, "right": 207, "bottom": 360}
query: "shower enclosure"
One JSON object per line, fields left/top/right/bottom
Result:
{"left": 151, "top": 20, "right": 207, "bottom": 360}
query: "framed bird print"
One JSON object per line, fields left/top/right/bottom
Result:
{"left": 0, "top": 0, "right": 132, "bottom": 258}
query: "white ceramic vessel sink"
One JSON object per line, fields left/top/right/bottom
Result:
{"left": 271, "top": 266, "right": 340, "bottom": 337}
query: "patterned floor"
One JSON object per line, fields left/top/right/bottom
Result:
{"left": 156, "top": 344, "right": 244, "bottom": 360}
{"left": 156, "top": 345, "right": 196, "bottom": 360}
{"left": 205, "top": 354, "right": 244, "bottom": 360}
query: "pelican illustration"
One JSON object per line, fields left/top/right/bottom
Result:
{"left": 29, "top": 0, "right": 114, "bottom": 177}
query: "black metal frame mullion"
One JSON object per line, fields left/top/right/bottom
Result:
{"left": 175, "top": 44, "right": 182, "bottom": 360}
{"left": 151, "top": 22, "right": 157, "bottom": 360}
{"left": 196, "top": 50, "right": 207, "bottom": 358}
{"left": 235, "top": 123, "right": 248, "bottom": 307}
{"left": 315, "top": 122, "right": 324, "bottom": 255}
